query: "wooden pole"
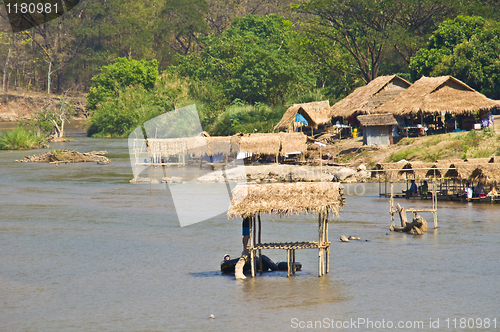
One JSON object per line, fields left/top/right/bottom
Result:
{"left": 250, "top": 215, "right": 255, "bottom": 277}
{"left": 320, "top": 145, "right": 322, "bottom": 175}
{"left": 292, "top": 249, "right": 296, "bottom": 275}
{"left": 258, "top": 213, "right": 261, "bottom": 245}
{"left": 287, "top": 249, "right": 290, "bottom": 277}
{"left": 390, "top": 183, "right": 395, "bottom": 228}
{"left": 326, "top": 211, "right": 330, "bottom": 274}
{"left": 318, "top": 212, "right": 322, "bottom": 277}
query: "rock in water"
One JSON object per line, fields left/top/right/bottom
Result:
{"left": 234, "top": 250, "right": 249, "bottom": 279}
{"left": 348, "top": 236, "right": 361, "bottom": 240}
{"left": 340, "top": 235, "right": 349, "bottom": 242}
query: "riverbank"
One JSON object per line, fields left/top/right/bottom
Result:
{"left": 0, "top": 90, "right": 87, "bottom": 122}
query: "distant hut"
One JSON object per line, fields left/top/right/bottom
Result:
{"left": 228, "top": 182, "right": 345, "bottom": 277}
{"left": 329, "top": 75, "right": 411, "bottom": 120}
{"left": 357, "top": 114, "right": 398, "bottom": 145}
{"left": 238, "top": 133, "right": 281, "bottom": 163}
{"left": 375, "top": 76, "right": 500, "bottom": 131}
{"left": 279, "top": 132, "right": 307, "bottom": 162}
{"left": 274, "top": 101, "right": 331, "bottom": 135}
{"left": 237, "top": 133, "right": 308, "bottom": 163}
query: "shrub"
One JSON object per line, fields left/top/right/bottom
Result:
{"left": 87, "top": 58, "right": 158, "bottom": 110}
{"left": 209, "top": 103, "right": 286, "bottom": 136}
{"left": 87, "top": 82, "right": 178, "bottom": 137}
{"left": 0, "top": 127, "right": 45, "bottom": 150}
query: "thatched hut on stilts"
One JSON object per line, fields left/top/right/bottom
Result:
{"left": 227, "top": 182, "right": 345, "bottom": 277}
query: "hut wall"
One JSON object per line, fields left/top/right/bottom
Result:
{"left": 363, "top": 125, "right": 393, "bottom": 146}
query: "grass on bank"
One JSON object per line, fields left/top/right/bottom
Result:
{"left": 388, "top": 129, "right": 500, "bottom": 162}
{"left": 0, "top": 127, "right": 46, "bottom": 150}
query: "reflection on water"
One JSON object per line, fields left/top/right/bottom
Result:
{"left": 1, "top": 137, "right": 500, "bottom": 331}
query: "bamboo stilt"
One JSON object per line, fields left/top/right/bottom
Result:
{"left": 318, "top": 212, "right": 322, "bottom": 277}
{"left": 287, "top": 249, "right": 290, "bottom": 277}
{"left": 258, "top": 213, "right": 261, "bottom": 245}
{"left": 259, "top": 249, "right": 263, "bottom": 274}
{"left": 250, "top": 215, "right": 255, "bottom": 278}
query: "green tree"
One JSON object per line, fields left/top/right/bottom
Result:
{"left": 176, "top": 14, "right": 313, "bottom": 105}
{"left": 298, "top": 0, "right": 459, "bottom": 83}
{"left": 409, "top": 16, "right": 500, "bottom": 98}
{"left": 86, "top": 57, "right": 158, "bottom": 110}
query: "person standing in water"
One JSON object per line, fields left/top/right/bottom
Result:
{"left": 242, "top": 216, "right": 250, "bottom": 251}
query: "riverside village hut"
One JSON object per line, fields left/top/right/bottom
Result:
{"left": 329, "top": 75, "right": 412, "bottom": 122}
{"left": 227, "top": 182, "right": 345, "bottom": 277}
{"left": 374, "top": 76, "right": 500, "bottom": 134}
{"left": 274, "top": 100, "right": 331, "bottom": 136}
{"left": 357, "top": 113, "right": 398, "bottom": 146}
{"left": 236, "top": 133, "right": 308, "bottom": 163}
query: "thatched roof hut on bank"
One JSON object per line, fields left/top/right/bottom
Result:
{"left": 238, "top": 133, "right": 282, "bottom": 157}
{"left": 329, "top": 75, "right": 411, "bottom": 119}
{"left": 274, "top": 100, "right": 331, "bottom": 135}
{"left": 374, "top": 76, "right": 500, "bottom": 132}
{"left": 189, "top": 136, "right": 235, "bottom": 158}
{"left": 228, "top": 182, "right": 345, "bottom": 277}
{"left": 235, "top": 132, "right": 307, "bottom": 161}
{"left": 357, "top": 114, "right": 398, "bottom": 145}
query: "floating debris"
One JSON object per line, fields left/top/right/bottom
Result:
{"left": 16, "top": 149, "right": 109, "bottom": 164}
{"left": 340, "top": 235, "right": 349, "bottom": 242}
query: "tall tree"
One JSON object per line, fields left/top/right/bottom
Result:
{"left": 176, "top": 14, "right": 313, "bottom": 105}
{"left": 410, "top": 16, "right": 500, "bottom": 99}
{"left": 298, "top": 0, "right": 459, "bottom": 83}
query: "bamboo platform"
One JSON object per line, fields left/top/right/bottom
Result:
{"left": 251, "top": 241, "right": 328, "bottom": 250}
{"left": 245, "top": 212, "right": 331, "bottom": 278}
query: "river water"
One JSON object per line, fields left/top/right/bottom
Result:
{"left": 1, "top": 136, "right": 499, "bottom": 331}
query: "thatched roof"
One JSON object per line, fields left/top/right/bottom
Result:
{"left": 227, "top": 182, "right": 345, "bottom": 219}
{"left": 189, "top": 136, "right": 235, "bottom": 157}
{"left": 330, "top": 75, "right": 411, "bottom": 118}
{"left": 372, "top": 162, "right": 412, "bottom": 179}
{"left": 237, "top": 133, "right": 307, "bottom": 156}
{"left": 147, "top": 136, "right": 236, "bottom": 158}
{"left": 274, "top": 100, "right": 331, "bottom": 131}
{"left": 374, "top": 160, "right": 500, "bottom": 183}
{"left": 469, "top": 164, "right": 500, "bottom": 184}
{"left": 239, "top": 133, "right": 281, "bottom": 155}
{"left": 375, "top": 76, "right": 500, "bottom": 116}
{"left": 280, "top": 132, "right": 307, "bottom": 155}
{"left": 357, "top": 114, "right": 398, "bottom": 127}
{"left": 147, "top": 137, "right": 198, "bottom": 156}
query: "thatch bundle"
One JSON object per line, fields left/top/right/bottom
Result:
{"left": 330, "top": 75, "right": 411, "bottom": 118}
{"left": 274, "top": 100, "right": 331, "bottom": 131}
{"left": 375, "top": 76, "right": 500, "bottom": 116}
{"left": 357, "top": 114, "right": 398, "bottom": 127}
{"left": 227, "top": 182, "right": 345, "bottom": 219}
